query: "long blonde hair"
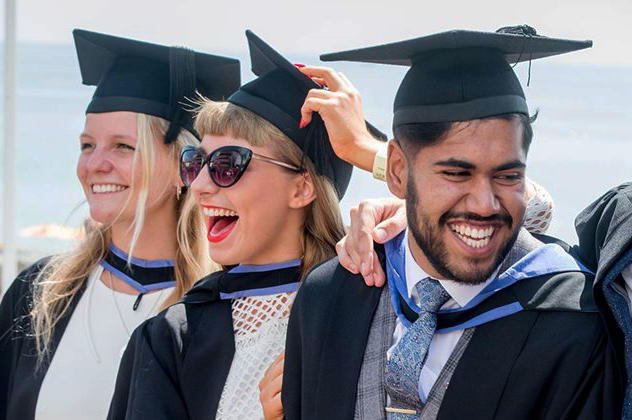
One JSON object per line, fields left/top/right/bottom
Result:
{"left": 194, "top": 101, "right": 345, "bottom": 279}
{"left": 30, "top": 113, "right": 210, "bottom": 357}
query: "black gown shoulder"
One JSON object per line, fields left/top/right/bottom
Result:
{"left": 283, "top": 255, "right": 383, "bottom": 419}
{"left": 109, "top": 263, "right": 306, "bottom": 419}
{"left": 109, "top": 296, "right": 235, "bottom": 420}
{"left": 283, "top": 252, "right": 624, "bottom": 420}
{"left": 0, "top": 257, "right": 60, "bottom": 420}
{"left": 439, "top": 302, "right": 622, "bottom": 419}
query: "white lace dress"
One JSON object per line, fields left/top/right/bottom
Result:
{"left": 216, "top": 292, "right": 296, "bottom": 419}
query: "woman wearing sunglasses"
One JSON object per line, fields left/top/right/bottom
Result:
{"left": 0, "top": 30, "right": 239, "bottom": 420}
{"left": 106, "top": 30, "right": 364, "bottom": 420}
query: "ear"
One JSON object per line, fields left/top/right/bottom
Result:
{"left": 386, "top": 140, "right": 408, "bottom": 199}
{"left": 288, "top": 172, "right": 317, "bottom": 209}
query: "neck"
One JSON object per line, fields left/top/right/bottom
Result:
{"left": 110, "top": 209, "right": 178, "bottom": 261}
{"left": 241, "top": 246, "right": 303, "bottom": 266}
{"left": 241, "top": 212, "right": 304, "bottom": 266}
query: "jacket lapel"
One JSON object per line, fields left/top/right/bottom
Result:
{"left": 313, "top": 263, "right": 383, "bottom": 419}
{"left": 437, "top": 310, "right": 539, "bottom": 420}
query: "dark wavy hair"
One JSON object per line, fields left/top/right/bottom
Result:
{"left": 394, "top": 112, "right": 538, "bottom": 156}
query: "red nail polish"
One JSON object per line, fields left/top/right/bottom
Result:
{"left": 299, "top": 118, "right": 306, "bottom": 129}
{"left": 294, "top": 63, "right": 306, "bottom": 68}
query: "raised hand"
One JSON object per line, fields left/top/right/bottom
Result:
{"left": 298, "top": 65, "right": 383, "bottom": 172}
{"left": 336, "top": 197, "right": 406, "bottom": 287}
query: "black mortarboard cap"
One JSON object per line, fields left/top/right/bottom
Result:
{"left": 73, "top": 29, "right": 241, "bottom": 143}
{"left": 321, "top": 26, "right": 592, "bottom": 128}
{"left": 228, "top": 30, "right": 386, "bottom": 199}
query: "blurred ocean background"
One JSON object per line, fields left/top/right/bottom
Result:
{"left": 0, "top": 43, "right": 631, "bottom": 260}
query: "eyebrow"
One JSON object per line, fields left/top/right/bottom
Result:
{"left": 433, "top": 158, "right": 526, "bottom": 171}
{"left": 110, "top": 134, "right": 136, "bottom": 142}
{"left": 434, "top": 159, "right": 475, "bottom": 170}
{"left": 79, "top": 133, "right": 135, "bottom": 142}
{"left": 493, "top": 160, "right": 526, "bottom": 171}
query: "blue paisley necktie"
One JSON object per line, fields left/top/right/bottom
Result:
{"left": 385, "top": 277, "right": 450, "bottom": 416}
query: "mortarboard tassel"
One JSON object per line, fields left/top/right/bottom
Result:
{"left": 165, "top": 47, "right": 197, "bottom": 143}
{"left": 302, "top": 113, "right": 346, "bottom": 198}
{"left": 497, "top": 25, "right": 536, "bottom": 86}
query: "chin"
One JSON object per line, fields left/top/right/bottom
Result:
{"left": 89, "top": 209, "right": 117, "bottom": 224}
{"left": 208, "top": 247, "right": 242, "bottom": 267}
{"left": 450, "top": 260, "right": 496, "bottom": 284}
{"left": 89, "top": 205, "right": 134, "bottom": 226}
{"left": 450, "top": 238, "right": 516, "bottom": 284}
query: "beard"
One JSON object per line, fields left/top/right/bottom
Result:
{"left": 406, "top": 175, "right": 521, "bottom": 285}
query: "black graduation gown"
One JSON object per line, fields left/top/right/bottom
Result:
{"left": 282, "top": 255, "right": 623, "bottom": 420}
{"left": 108, "top": 264, "right": 301, "bottom": 420}
{"left": 0, "top": 258, "right": 87, "bottom": 420}
{"left": 574, "top": 181, "right": 632, "bottom": 417}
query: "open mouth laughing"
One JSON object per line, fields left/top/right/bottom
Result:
{"left": 203, "top": 206, "right": 239, "bottom": 243}
{"left": 448, "top": 222, "right": 501, "bottom": 253}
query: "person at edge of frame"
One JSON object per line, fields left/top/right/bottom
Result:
{"left": 0, "top": 29, "right": 240, "bottom": 420}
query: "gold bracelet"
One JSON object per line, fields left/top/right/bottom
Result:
{"left": 372, "top": 143, "right": 388, "bottom": 181}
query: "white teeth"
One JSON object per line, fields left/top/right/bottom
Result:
{"left": 471, "top": 227, "right": 494, "bottom": 239}
{"left": 92, "top": 184, "right": 127, "bottom": 193}
{"left": 203, "top": 207, "right": 238, "bottom": 217}
{"left": 462, "top": 236, "right": 491, "bottom": 249}
{"left": 450, "top": 224, "right": 495, "bottom": 247}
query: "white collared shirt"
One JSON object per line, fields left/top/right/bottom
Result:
{"left": 387, "top": 230, "right": 494, "bottom": 402}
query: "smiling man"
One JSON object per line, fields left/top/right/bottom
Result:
{"left": 282, "top": 27, "right": 623, "bottom": 420}
{"left": 397, "top": 116, "right": 527, "bottom": 287}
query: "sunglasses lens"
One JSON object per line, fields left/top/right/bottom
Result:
{"left": 209, "top": 149, "right": 249, "bottom": 187}
{"left": 180, "top": 147, "right": 204, "bottom": 187}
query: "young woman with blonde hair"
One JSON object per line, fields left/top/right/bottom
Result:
{"left": 107, "top": 30, "right": 364, "bottom": 420}
{"left": 0, "top": 29, "right": 239, "bottom": 420}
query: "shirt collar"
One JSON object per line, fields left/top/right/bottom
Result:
{"left": 404, "top": 229, "right": 496, "bottom": 308}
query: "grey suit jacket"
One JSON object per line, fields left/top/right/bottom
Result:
{"left": 353, "top": 229, "right": 542, "bottom": 419}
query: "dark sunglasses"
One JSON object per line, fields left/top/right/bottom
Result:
{"left": 180, "top": 145, "right": 304, "bottom": 188}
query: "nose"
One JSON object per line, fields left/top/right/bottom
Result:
{"left": 85, "top": 147, "right": 114, "bottom": 173}
{"left": 465, "top": 177, "right": 501, "bottom": 217}
{"left": 190, "top": 163, "right": 220, "bottom": 199}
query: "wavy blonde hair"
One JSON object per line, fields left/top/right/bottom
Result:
{"left": 194, "top": 101, "right": 345, "bottom": 279}
{"left": 30, "top": 113, "right": 211, "bottom": 358}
